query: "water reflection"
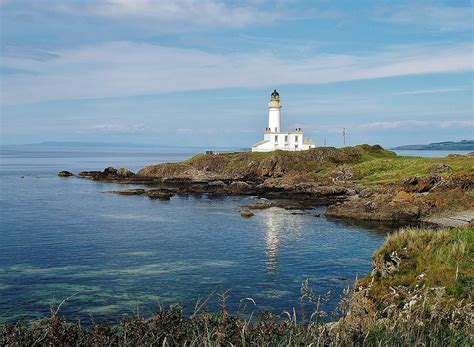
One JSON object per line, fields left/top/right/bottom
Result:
{"left": 261, "top": 208, "right": 305, "bottom": 273}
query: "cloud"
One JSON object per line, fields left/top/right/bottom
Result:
{"left": 372, "top": 1, "right": 473, "bottom": 31}
{"left": 43, "top": 0, "right": 283, "bottom": 28}
{"left": 393, "top": 87, "right": 468, "bottom": 95}
{"left": 103, "top": 0, "right": 274, "bottom": 26}
{"left": 88, "top": 123, "right": 147, "bottom": 134}
{"left": 1, "top": 41, "right": 472, "bottom": 105}
{"left": 359, "top": 119, "right": 474, "bottom": 130}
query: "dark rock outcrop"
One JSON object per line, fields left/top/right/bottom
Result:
{"left": 401, "top": 175, "right": 441, "bottom": 193}
{"left": 326, "top": 175, "right": 473, "bottom": 222}
{"left": 108, "top": 188, "right": 174, "bottom": 200}
{"left": 145, "top": 189, "right": 174, "bottom": 200}
{"left": 109, "top": 189, "right": 146, "bottom": 195}
{"left": 229, "top": 181, "right": 254, "bottom": 194}
{"left": 79, "top": 167, "right": 135, "bottom": 180}
{"left": 58, "top": 171, "right": 74, "bottom": 177}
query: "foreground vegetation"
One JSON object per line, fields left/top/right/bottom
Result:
{"left": 2, "top": 227, "right": 472, "bottom": 346}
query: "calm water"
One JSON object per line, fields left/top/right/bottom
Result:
{"left": 393, "top": 149, "right": 472, "bottom": 157}
{"left": 0, "top": 146, "right": 395, "bottom": 323}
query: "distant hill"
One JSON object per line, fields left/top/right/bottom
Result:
{"left": 392, "top": 140, "right": 474, "bottom": 151}
{"left": 31, "top": 141, "right": 151, "bottom": 148}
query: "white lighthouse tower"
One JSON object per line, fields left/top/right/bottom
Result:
{"left": 267, "top": 90, "right": 281, "bottom": 132}
{"left": 252, "top": 90, "right": 315, "bottom": 152}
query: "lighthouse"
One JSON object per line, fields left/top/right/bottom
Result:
{"left": 267, "top": 89, "right": 281, "bottom": 132}
{"left": 252, "top": 90, "right": 315, "bottom": 152}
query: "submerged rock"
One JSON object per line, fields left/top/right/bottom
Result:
{"left": 58, "top": 171, "right": 74, "bottom": 177}
{"left": 240, "top": 210, "right": 254, "bottom": 218}
{"left": 79, "top": 171, "right": 105, "bottom": 179}
{"left": 108, "top": 188, "right": 174, "bottom": 200}
{"left": 145, "top": 189, "right": 174, "bottom": 200}
{"left": 109, "top": 189, "right": 146, "bottom": 195}
{"left": 240, "top": 202, "right": 273, "bottom": 210}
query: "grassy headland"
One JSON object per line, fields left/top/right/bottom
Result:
{"left": 137, "top": 144, "right": 473, "bottom": 185}
{"left": 2, "top": 227, "right": 472, "bottom": 345}
{"left": 134, "top": 145, "right": 474, "bottom": 224}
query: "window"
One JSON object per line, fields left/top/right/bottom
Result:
{"left": 285, "top": 135, "right": 288, "bottom": 142}
{"left": 295, "top": 135, "right": 299, "bottom": 142}
{"left": 274, "top": 135, "right": 278, "bottom": 142}
{"left": 274, "top": 127, "right": 277, "bottom": 132}
{"left": 295, "top": 144, "right": 299, "bottom": 149}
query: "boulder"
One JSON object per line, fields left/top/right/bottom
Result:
{"left": 229, "top": 181, "right": 253, "bottom": 194}
{"left": 58, "top": 170, "right": 74, "bottom": 177}
{"left": 103, "top": 166, "right": 118, "bottom": 175}
{"left": 402, "top": 176, "right": 441, "bottom": 193}
{"left": 145, "top": 189, "right": 174, "bottom": 200}
{"left": 116, "top": 167, "right": 135, "bottom": 177}
{"left": 240, "top": 210, "right": 254, "bottom": 218}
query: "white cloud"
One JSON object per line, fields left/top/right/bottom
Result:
{"left": 1, "top": 41, "right": 472, "bottom": 105}
{"left": 372, "top": 2, "right": 473, "bottom": 31}
{"left": 52, "top": 0, "right": 281, "bottom": 28}
{"left": 393, "top": 87, "right": 468, "bottom": 95}
{"left": 88, "top": 123, "right": 147, "bottom": 134}
{"left": 359, "top": 119, "right": 474, "bottom": 130}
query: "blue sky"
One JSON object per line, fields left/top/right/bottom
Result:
{"left": 1, "top": 0, "right": 473, "bottom": 147}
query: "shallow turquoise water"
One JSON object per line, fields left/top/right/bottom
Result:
{"left": 0, "top": 146, "right": 389, "bottom": 323}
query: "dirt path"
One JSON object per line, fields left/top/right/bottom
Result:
{"left": 422, "top": 210, "right": 474, "bottom": 228}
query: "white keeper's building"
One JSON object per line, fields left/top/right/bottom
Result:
{"left": 252, "top": 90, "right": 315, "bottom": 152}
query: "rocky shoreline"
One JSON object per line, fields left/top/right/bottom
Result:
{"left": 59, "top": 145, "right": 474, "bottom": 228}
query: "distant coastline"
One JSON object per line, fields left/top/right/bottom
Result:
{"left": 392, "top": 140, "right": 474, "bottom": 151}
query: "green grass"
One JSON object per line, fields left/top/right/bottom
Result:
{"left": 353, "top": 155, "right": 474, "bottom": 184}
{"left": 367, "top": 227, "right": 473, "bottom": 303}
{"left": 151, "top": 145, "right": 473, "bottom": 186}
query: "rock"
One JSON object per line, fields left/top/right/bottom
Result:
{"left": 329, "top": 164, "right": 354, "bottom": 182}
{"left": 281, "top": 204, "right": 304, "bottom": 210}
{"left": 104, "top": 166, "right": 118, "bottom": 175}
{"left": 429, "top": 163, "right": 451, "bottom": 174}
{"left": 109, "top": 189, "right": 146, "bottom": 195}
{"left": 145, "top": 189, "right": 174, "bottom": 200}
{"left": 240, "top": 202, "right": 272, "bottom": 209}
{"left": 313, "top": 213, "right": 321, "bottom": 217}
{"left": 402, "top": 176, "right": 441, "bottom": 193}
{"left": 58, "top": 170, "right": 74, "bottom": 177}
{"left": 372, "top": 251, "right": 401, "bottom": 278}
{"left": 240, "top": 210, "right": 254, "bottom": 218}
{"left": 79, "top": 171, "right": 105, "bottom": 179}
{"left": 116, "top": 167, "right": 135, "bottom": 177}
{"left": 229, "top": 181, "right": 253, "bottom": 194}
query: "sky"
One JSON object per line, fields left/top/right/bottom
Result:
{"left": 0, "top": 0, "right": 473, "bottom": 148}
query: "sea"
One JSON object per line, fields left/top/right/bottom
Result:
{"left": 0, "top": 146, "right": 467, "bottom": 323}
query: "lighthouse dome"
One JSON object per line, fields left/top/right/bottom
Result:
{"left": 271, "top": 89, "right": 280, "bottom": 100}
